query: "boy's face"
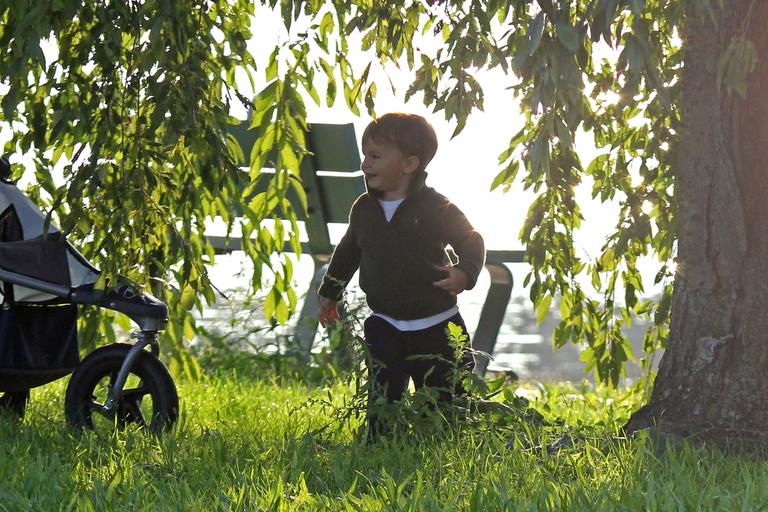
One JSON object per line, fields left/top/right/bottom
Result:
{"left": 361, "top": 138, "right": 419, "bottom": 200}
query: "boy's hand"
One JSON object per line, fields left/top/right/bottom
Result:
{"left": 319, "top": 297, "right": 340, "bottom": 327}
{"left": 433, "top": 266, "right": 469, "bottom": 296}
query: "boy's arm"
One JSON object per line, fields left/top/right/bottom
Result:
{"left": 317, "top": 204, "right": 362, "bottom": 324}
{"left": 436, "top": 198, "right": 485, "bottom": 291}
{"left": 317, "top": 226, "right": 361, "bottom": 300}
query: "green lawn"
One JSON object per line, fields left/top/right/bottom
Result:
{"left": 2, "top": 375, "right": 766, "bottom": 511}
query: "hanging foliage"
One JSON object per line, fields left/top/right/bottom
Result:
{"left": 0, "top": 1, "right": 309, "bottom": 376}
{"left": 3, "top": 1, "right": 753, "bottom": 387}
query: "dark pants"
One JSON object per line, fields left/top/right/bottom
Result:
{"left": 363, "top": 313, "right": 475, "bottom": 439}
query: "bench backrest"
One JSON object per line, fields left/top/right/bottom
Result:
{"left": 228, "top": 121, "right": 365, "bottom": 256}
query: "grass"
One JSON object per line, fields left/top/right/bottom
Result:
{"left": 1, "top": 374, "right": 767, "bottom": 511}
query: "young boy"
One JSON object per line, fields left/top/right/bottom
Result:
{"left": 317, "top": 113, "right": 485, "bottom": 439}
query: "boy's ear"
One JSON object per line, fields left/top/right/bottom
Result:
{"left": 403, "top": 155, "right": 420, "bottom": 175}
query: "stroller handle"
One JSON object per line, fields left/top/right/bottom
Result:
{"left": 0, "top": 268, "right": 70, "bottom": 297}
{"left": 0, "top": 267, "right": 168, "bottom": 331}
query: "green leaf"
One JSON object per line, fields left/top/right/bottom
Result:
{"left": 535, "top": 294, "right": 552, "bottom": 324}
{"left": 554, "top": 116, "right": 573, "bottom": 147}
{"left": 266, "top": 47, "right": 280, "bottom": 81}
{"left": 586, "top": 154, "right": 609, "bottom": 175}
{"left": 1, "top": 87, "right": 17, "bottom": 120}
{"left": 599, "top": 247, "right": 616, "bottom": 271}
{"left": 180, "top": 285, "right": 196, "bottom": 311}
{"left": 556, "top": 22, "right": 580, "bottom": 53}
{"left": 318, "top": 58, "right": 337, "bottom": 107}
{"left": 446, "top": 321, "right": 468, "bottom": 343}
{"left": 264, "top": 288, "right": 277, "bottom": 321}
{"left": 527, "top": 12, "right": 546, "bottom": 57}
{"left": 490, "top": 161, "right": 519, "bottom": 191}
{"left": 319, "top": 11, "right": 334, "bottom": 37}
{"left": 275, "top": 293, "right": 289, "bottom": 324}
{"left": 288, "top": 175, "right": 308, "bottom": 214}
{"left": 279, "top": 143, "right": 300, "bottom": 173}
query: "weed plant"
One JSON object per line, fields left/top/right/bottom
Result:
{"left": 193, "top": 292, "right": 369, "bottom": 386}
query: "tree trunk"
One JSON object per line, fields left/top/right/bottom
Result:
{"left": 626, "top": 2, "right": 768, "bottom": 441}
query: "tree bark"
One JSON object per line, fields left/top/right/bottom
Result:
{"left": 626, "top": 1, "right": 768, "bottom": 441}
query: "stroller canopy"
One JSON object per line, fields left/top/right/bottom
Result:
{"left": 0, "top": 181, "right": 99, "bottom": 303}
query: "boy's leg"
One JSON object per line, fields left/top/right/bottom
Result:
{"left": 363, "top": 316, "right": 409, "bottom": 440}
{"left": 407, "top": 313, "right": 475, "bottom": 402}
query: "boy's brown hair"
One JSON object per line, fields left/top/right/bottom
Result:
{"left": 362, "top": 113, "right": 438, "bottom": 173}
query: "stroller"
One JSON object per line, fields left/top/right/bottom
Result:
{"left": 0, "top": 157, "right": 178, "bottom": 432}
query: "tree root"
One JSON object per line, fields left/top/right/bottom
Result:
{"left": 625, "top": 400, "right": 768, "bottom": 453}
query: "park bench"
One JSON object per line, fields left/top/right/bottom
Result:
{"left": 209, "top": 121, "right": 522, "bottom": 374}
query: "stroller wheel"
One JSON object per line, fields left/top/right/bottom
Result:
{"left": 0, "top": 390, "right": 29, "bottom": 417}
{"left": 65, "top": 343, "right": 178, "bottom": 433}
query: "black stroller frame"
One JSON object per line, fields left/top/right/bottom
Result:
{"left": 0, "top": 157, "right": 178, "bottom": 431}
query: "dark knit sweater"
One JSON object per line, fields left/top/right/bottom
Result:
{"left": 317, "top": 178, "right": 485, "bottom": 320}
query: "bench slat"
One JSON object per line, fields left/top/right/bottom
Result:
{"left": 485, "top": 250, "right": 525, "bottom": 264}
{"left": 315, "top": 173, "right": 365, "bottom": 223}
{"left": 229, "top": 122, "right": 361, "bottom": 173}
{"left": 239, "top": 170, "right": 364, "bottom": 223}
{"left": 306, "top": 123, "right": 362, "bottom": 172}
